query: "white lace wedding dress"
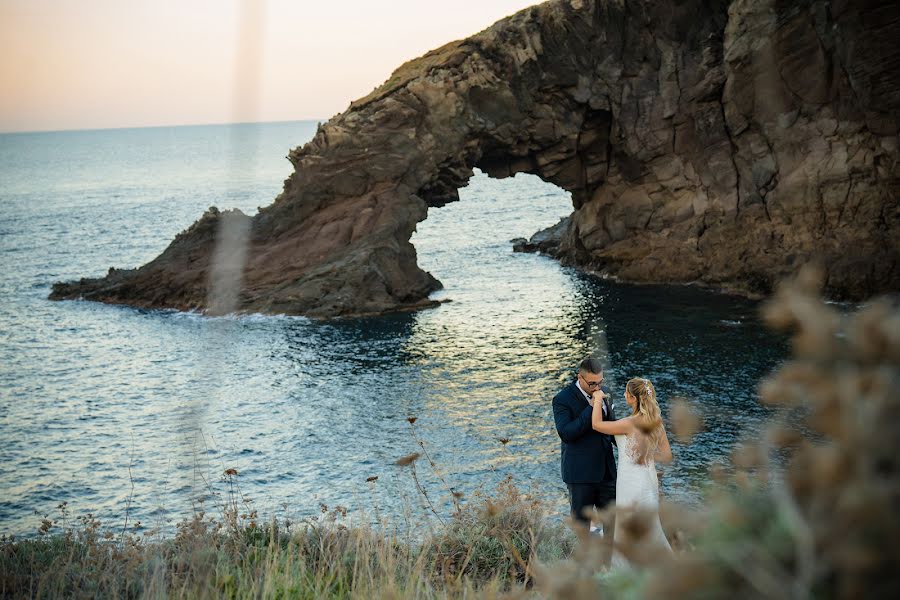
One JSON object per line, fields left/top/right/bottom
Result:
{"left": 611, "top": 433, "right": 671, "bottom": 568}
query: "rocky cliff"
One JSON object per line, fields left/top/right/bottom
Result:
{"left": 51, "top": 0, "right": 899, "bottom": 317}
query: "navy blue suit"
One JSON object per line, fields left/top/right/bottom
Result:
{"left": 553, "top": 381, "right": 617, "bottom": 525}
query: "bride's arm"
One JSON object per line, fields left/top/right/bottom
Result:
{"left": 655, "top": 426, "right": 673, "bottom": 463}
{"left": 591, "top": 394, "right": 634, "bottom": 434}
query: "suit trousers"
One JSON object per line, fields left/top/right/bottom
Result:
{"left": 568, "top": 481, "right": 616, "bottom": 526}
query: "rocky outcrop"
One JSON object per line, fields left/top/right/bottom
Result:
{"left": 51, "top": 0, "right": 899, "bottom": 316}
{"left": 512, "top": 217, "right": 569, "bottom": 255}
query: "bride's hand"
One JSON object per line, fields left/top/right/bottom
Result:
{"left": 591, "top": 390, "right": 606, "bottom": 417}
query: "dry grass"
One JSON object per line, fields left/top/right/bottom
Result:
{"left": 3, "top": 266, "right": 898, "bottom": 598}
{"left": 0, "top": 473, "right": 572, "bottom": 599}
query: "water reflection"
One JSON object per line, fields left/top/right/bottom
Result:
{"left": 390, "top": 261, "right": 788, "bottom": 513}
{"left": 1, "top": 130, "right": 791, "bottom": 536}
{"left": 280, "top": 312, "right": 420, "bottom": 374}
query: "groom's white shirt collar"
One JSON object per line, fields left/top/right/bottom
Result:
{"left": 576, "top": 379, "right": 606, "bottom": 414}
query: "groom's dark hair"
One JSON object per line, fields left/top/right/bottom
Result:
{"left": 578, "top": 357, "right": 604, "bottom": 375}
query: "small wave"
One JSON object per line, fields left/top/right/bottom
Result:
{"left": 237, "top": 312, "right": 310, "bottom": 323}
{"left": 719, "top": 319, "right": 743, "bottom": 327}
{"left": 825, "top": 299, "right": 862, "bottom": 311}
{"left": 165, "top": 309, "right": 309, "bottom": 323}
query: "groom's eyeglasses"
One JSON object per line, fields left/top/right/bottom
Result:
{"left": 581, "top": 374, "right": 603, "bottom": 388}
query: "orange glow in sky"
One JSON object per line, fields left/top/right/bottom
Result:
{"left": 0, "top": 0, "right": 541, "bottom": 133}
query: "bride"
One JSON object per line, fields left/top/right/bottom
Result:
{"left": 591, "top": 377, "right": 673, "bottom": 568}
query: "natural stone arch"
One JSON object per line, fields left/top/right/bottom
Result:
{"left": 52, "top": 0, "right": 900, "bottom": 317}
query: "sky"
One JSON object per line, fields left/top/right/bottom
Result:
{"left": 0, "top": 0, "right": 541, "bottom": 133}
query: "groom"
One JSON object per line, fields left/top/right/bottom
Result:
{"left": 552, "top": 357, "right": 617, "bottom": 534}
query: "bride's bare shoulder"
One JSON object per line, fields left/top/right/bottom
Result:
{"left": 617, "top": 415, "right": 640, "bottom": 432}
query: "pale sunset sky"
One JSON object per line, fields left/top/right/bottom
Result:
{"left": 0, "top": 0, "right": 541, "bottom": 133}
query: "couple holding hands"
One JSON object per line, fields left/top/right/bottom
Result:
{"left": 552, "top": 357, "right": 673, "bottom": 568}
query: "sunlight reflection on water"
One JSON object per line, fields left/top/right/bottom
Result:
{"left": 0, "top": 123, "right": 788, "bottom": 536}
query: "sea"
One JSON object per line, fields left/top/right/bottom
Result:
{"left": 0, "top": 120, "right": 789, "bottom": 537}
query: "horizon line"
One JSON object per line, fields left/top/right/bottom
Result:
{"left": 0, "top": 117, "right": 329, "bottom": 136}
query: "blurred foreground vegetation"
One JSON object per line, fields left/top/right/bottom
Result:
{"left": 2, "top": 268, "right": 898, "bottom": 598}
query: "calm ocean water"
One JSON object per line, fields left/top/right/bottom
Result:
{"left": 0, "top": 121, "right": 788, "bottom": 536}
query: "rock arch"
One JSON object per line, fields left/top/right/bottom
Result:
{"left": 52, "top": 0, "right": 900, "bottom": 317}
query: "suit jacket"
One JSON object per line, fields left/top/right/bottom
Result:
{"left": 552, "top": 381, "right": 617, "bottom": 484}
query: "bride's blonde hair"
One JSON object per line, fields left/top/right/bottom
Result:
{"left": 626, "top": 377, "right": 664, "bottom": 465}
